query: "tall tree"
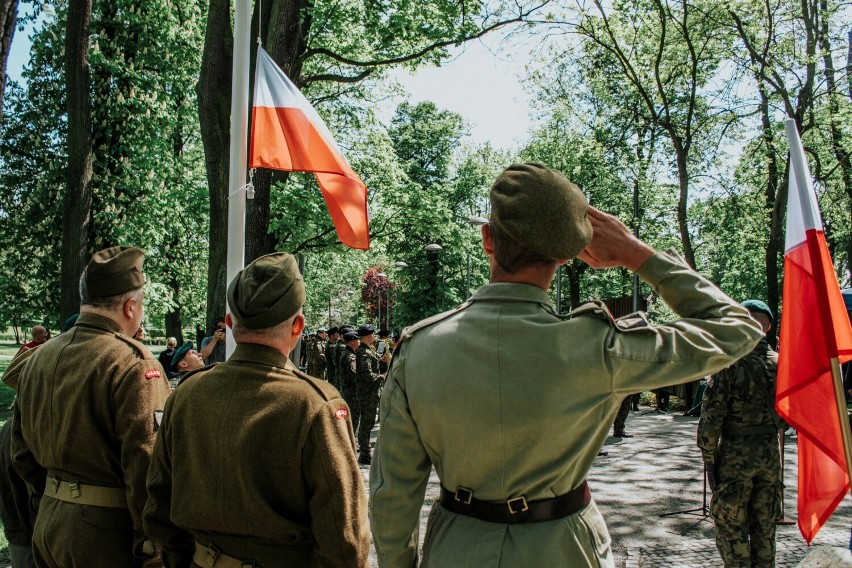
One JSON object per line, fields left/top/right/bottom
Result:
{"left": 197, "top": 0, "right": 553, "bottom": 326}
{"left": 60, "top": 0, "right": 93, "bottom": 321}
{"left": 0, "top": 0, "right": 16, "bottom": 114}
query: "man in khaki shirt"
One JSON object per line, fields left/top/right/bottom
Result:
{"left": 145, "top": 253, "right": 369, "bottom": 567}
{"left": 12, "top": 246, "right": 171, "bottom": 567}
{"left": 369, "top": 163, "right": 764, "bottom": 567}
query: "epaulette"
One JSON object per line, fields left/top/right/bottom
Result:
{"left": 569, "top": 302, "right": 651, "bottom": 332}
{"left": 568, "top": 301, "right": 616, "bottom": 324}
{"left": 175, "top": 364, "right": 216, "bottom": 388}
{"left": 115, "top": 334, "right": 154, "bottom": 359}
{"left": 397, "top": 300, "right": 473, "bottom": 347}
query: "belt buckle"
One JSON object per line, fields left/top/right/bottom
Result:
{"left": 69, "top": 480, "right": 81, "bottom": 499}
{"left": 454, "top": 487, "right": 473, "bottom": 505}
{"left": 205, "top": 543, "right": 220, "bottom": 565}
{"left": 507, "top": 496, "right": 529, "bottom": 514}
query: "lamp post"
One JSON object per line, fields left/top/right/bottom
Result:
{"left": 466, "top": 216, "right": 488, "bottom": 297}
{"left": 376, "top": 271, "right": 387, "bottom": 328}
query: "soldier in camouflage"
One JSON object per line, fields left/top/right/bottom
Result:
{"left": 324, "top": 327, "right": 340, "bottom": 388}
{"left": 697, "top": 299, "right": 783, "bottom": 567}
{"left": 339, "top": 330, "right": 361, "bottom": 437}
{"left": 306, "top": 328, "right": 328, "bottom": 379}
{"left": 355, "top": 324, "right": 384, "bottom": 465}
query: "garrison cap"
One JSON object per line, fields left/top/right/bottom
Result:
{"left": 743, "top": 299, "right": 773, "bottom": 323}
{"left": 84, "top": 246, "right": 146, "bottom": 298}
{"left": 171, "top": 342, "right": 193, "bottom": 369}
{"left": 358, "top": 324, "right": 375, "bottom": 337}
{"left": 328, "top": 326, "right": 340, "bottom": 335}
{"left": 343, "top": 330, "right": 360, "bottom": 342}
{"left": 489, "top": 163, "right": 593, "bottom": 259}
{"left": 227, "top": 253, "right": 305, "bottom": 330}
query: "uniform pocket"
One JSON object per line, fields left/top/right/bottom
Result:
{"left": 710, "top": 482, "right": 745, "bottom": 525}
{"left": 578, "top": 502, "right": 612, "bottom": 560}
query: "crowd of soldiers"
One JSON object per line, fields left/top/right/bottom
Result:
{"left": 304, "top": 325, "right": 393, "bottom": 464}
{"left": 0, "top": 162, "right": 780, "bottom": 568}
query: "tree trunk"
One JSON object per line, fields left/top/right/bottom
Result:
{"left": 672, "top": 138, "right": 695, "bottom": 268}
{"left": 197, "top": 0, "right": 232, "bottom": 331}
{"left": 566, "top": 259, "right": 586, "bottom": 311}
{"left": 60, "top": 0, "right": 93, "bottom": 321}
{"left": 0, "top": 0, "right": 17, "bottom": 116}
{"left": 165, "top": 277, "right": 183, "bottom": 345}
{"left": 758, "top": 79, "right": 782, "bottom": 347}
{"left": 244, "top": 0, "right": 309, "bottom": 261}
{"left": 818, "top": 0, "right": 852, "bottom": 284}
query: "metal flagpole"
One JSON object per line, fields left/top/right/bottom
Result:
{"left": 225, "top": 0, "right": 252, "bottom": 358}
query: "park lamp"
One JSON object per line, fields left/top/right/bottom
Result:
{"left": 468, "top": 216, "right": 488, "bottom": 227}
{"left": 424, "top": 243, "right": 443, "bottom": 251}
{"left": 394, "top": 261, "right": 409, "bottom": 268}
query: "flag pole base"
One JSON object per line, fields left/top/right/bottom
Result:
{"left": 775, "top": 516, "right": 796, "bottom": 526}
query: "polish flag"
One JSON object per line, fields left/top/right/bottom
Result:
{"left": 776, "top": 119, "right": 852, "bottom": 543}
{"left": 250, "top": 47, "right": 370, "bottom": 250}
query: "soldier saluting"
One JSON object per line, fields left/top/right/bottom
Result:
{"left": 12, "top": 246, "right": 171, "bottom": 567}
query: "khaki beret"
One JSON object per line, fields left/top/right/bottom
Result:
{"left": 227, "top": 253, "right": 305, "bottom": 330}
{"left": 84, "top": 246, "right": 146, "bottom": 298}
{"left": 490, "top": 163, "right": 593, "bottom": 259}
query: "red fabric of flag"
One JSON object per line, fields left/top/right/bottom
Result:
{"left": 777, "top": 120, "right": 852, "bottom": 543}
{"left": 250, "top": 47, "right": 370, "bottom": 250}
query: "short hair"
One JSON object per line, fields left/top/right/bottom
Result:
{"left": 231, "top": 309, "right": 300, "bottom": 341}
{"left": 79, "top": 273, "right": 143, "bottom": 309}
{"left": 489, "top": 222, "right": 558, "bottom": 274}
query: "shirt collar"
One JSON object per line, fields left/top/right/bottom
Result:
{"left": 470, "top": 282, "right": 554, "bottom": 306}
{"left": 75, "top": 312, "right": 125, "bottom": 334}
{"left": 227, "top": 343, "right": 294, "bottom": 370}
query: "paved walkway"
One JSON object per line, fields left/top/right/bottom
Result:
{"left": 362, "top": 406, "right": 852, "bottom": 567}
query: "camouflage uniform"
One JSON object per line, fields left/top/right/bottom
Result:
{"left": 339, "top": 347, "right": 360, "bottom": 438}
{"left": 355, "top": 343, "right": 383, "bottom": 461}
{"left": 307, "top": 337, "right": 327, "bottom": 380}
{"left": 326, "top": 339, "right": 344, "bottom": 390}
{"left": 697, "top": 337, "right": 782, "bottom": 567}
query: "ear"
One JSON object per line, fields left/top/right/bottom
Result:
{"left": 482, "top": 224, "right": 494, "bottom": 255}
{"left": 123, "top": 296, "right": 137, "bottom": 321}
{"left": 291, "top": 313, "right": 306, "bottom": 338}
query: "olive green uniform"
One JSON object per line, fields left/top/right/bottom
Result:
{"left": 697, "top": 338, "right": 782, "bottom": 567}
{"left": 144, "top": 343, "right": 369, "bottom": 567}
{"left": 370, "top": 251, "right": 763, "bottom": 568}
{"left": 11, "top": 313, "right": 171, "bottom": 567}
{"left": 326, "top": 339, "right": 343, "bottom": 389}
{"left": 339, "top": 346, "right": 360, "bottom": 433}
{"left": 307, "top": 337, "right": 328, "bottom": 379}
{"left": 356, "top": 343, "right": 383, "bottom": 459}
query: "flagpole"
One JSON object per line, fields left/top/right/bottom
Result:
{"left": 785, "top": 119, "right": 852, "bottom": 488}
{"left": 225, "top": 0, "right": 252, "bottom": 358}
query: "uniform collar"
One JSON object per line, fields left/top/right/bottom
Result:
{"left": 470, "top": 282, "right": 554, "bottom": 306}
{"left": 228, "top": 343, "right": 294, "bottom": 370}
{"left": 75, "top": 312, "right": 125, "bottom": 335}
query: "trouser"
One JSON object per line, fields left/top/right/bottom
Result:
{"left": 356, "top": 380, "right": 381, "bottom": 456}
{"left": 342, "top": 375, "right": 360, "bottom": 436}
{"left": 33, "top": 496, "right": 135, "bottom": 568}
{"left": 710, "top": 437, "right": 780, "bottom": 567}
{"left": 613, "top": 398, "right": 631, "bottom": 434}
{"left": 8, "top": 542, "right": 35, "bottom": 568}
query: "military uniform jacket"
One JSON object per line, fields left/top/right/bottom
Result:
{"left": 326, "top": 339, "right": 342, "bottom": 379}
{"left": 143, "top": 343, "right": 369, "bottom": 567}
{"left": 339, "top": 347, "right": 358, "bottom": 387}
{"left": 11, "top": 312, "right": 171, "bottom": 533}
{"left": 369, "top": 250, "right": 764, "bottom": 568}
{"left": 356, "top": 343, "right": 383, "bottom": 384}
{"left": 697, "top": 338, "right": 781, "bottom": 463}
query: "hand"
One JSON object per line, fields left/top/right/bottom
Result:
{"left": 577, "top": 207, "right": 655, "bottom": 272}
{"left": 706, "top": 463, "right": 719, "bottom": 492}
{"left": 215, "top": 329, "right": 226, "bottom": 342}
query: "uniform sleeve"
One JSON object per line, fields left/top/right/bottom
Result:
{"left": 369, "top": 345, "right": 432, "bottom": 568}
{"left": 697, "top": 371, "right": 728, "bottom": 463}
{"left": 113, "top": 358, "right": 172, "bottom": 534}
{"left": 357, "top": 350, "right": 382, "bottom": 383}
{"left": 606, "top": 250, "right": 763, "bottom": 394}
{"left": 302, "top": 398, "right": 369, "bottom": 567}
{"left": 2, "top": 348, "right": 35, "bottom": 390}
{"left": 143, "top": 395, "right": 194, "bottom": 568}
{"left": 10, "top": 385, "right": 46, "bottom": 495}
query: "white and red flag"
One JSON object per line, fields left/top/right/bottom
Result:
{"left": 776, "top": 119, "right": 852, "bottom": 543}
{"left": 249, "top": 47, "right": 370, "bottom": 250}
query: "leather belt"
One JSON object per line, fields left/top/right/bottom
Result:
{"left": 194, "top": 542, "right": 256, "bottom": 568}
{"left": 45, "top": 475, "right": 127, "bottom": 508}
{"left": 439, "top": 481, "right": 591, "bottom": 524}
